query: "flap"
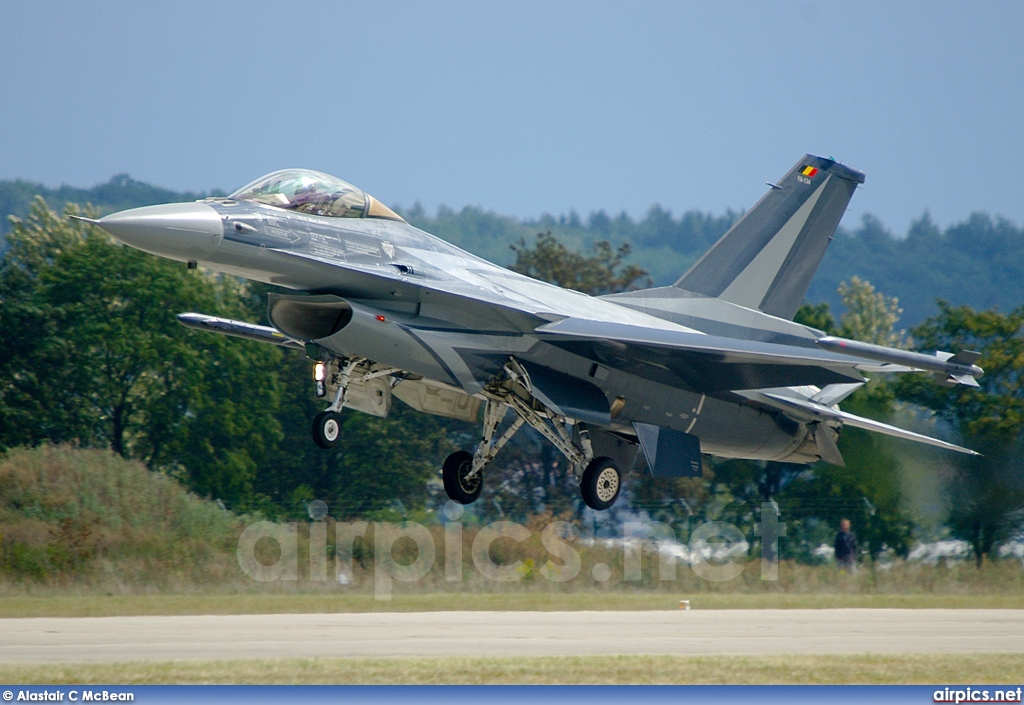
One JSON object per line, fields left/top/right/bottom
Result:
{"left": 535, "top": 317, "right": 868, "bottom": 392}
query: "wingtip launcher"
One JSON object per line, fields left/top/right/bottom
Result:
{"left": 816, "top": 336, "right": 983, "bottom": 387}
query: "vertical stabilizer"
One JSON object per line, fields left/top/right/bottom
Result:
{"left": 674, "top": 155, "right": 865, "bottom": 319}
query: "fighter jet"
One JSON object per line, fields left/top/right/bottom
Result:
{"left": 77, "top": 155, "right": 983, "bottom": 511}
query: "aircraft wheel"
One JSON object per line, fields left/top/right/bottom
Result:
{"left": 581, "top": 457, "right": 621, "bottom": 511}
{"left": 312, "top": 410, "right": 342, "bottom": 449}
{"left": 442, "top": 450, "right": 482, "bottom": 504}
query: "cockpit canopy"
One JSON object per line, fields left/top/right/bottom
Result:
{"left": 229, "top": 169, "right": 404, "bottom": 222}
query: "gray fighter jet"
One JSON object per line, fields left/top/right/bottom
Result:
{"left": 78, "top": 155, "right": 983, "bottom": 510}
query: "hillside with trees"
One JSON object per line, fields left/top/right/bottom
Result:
{"left": 0, "top": 175, "right": 222, "bottom": 245}
{"left": 400, "top": 204, "right": 1024, "bottom": 328}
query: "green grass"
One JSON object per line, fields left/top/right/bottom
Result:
{"left": 0, "top": 445, "right": 246, "bottom": 589}
{"left": 3, "top": 591, "right": 1024, "bottom": 618}
{"left": 4, "top": 446, "right": 1024, "bottom": 612}
{"left": 2, "top": 653, "right": 1022, "bottom": 684}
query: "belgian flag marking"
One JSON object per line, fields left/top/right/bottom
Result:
{"left": 800, "top": 165, "right": 819, "bottom": 178}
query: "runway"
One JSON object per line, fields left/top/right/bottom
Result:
{"left": 2, "top": 609, "right": 1022, "bottom": 663}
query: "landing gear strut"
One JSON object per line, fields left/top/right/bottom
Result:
{"left": 440, "top": 359, "right": 624, "bottom": 511}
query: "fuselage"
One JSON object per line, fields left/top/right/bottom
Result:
{"left": 96, "top": 191, "right": 827, "bottom": 465}
{"left": 91, "top": 161, "right": 983, "bottom": 490}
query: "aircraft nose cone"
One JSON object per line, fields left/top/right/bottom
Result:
{"left": 97, "top": 202, "right": 223, "bottom": 262}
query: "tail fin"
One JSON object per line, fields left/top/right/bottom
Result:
{"left": 674, "top": 155, "right": 864, "bottom": 319}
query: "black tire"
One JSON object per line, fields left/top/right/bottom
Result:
{"left": 312, "top": 410, "right": 342, "bottom": 449}
{"left": 581, "top": 456, "right": 621, "bottom": 511}
{"left": 442, "top": 450, "right": 482, "bottom": 504}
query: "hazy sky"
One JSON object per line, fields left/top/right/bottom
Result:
{"left": 2, "top": 1, "right": 1022, "bottom": 234}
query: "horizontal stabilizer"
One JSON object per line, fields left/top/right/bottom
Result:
{"left": 759, "top": 392, "right": 979, "bottom": 457}
{"left": 177, "top": 312, "right": 304, "bottom": 350}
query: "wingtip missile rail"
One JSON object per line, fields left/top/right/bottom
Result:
{"left": 816, "top": 336, "right": 983, "bottom": 387}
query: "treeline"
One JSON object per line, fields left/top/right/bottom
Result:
{"left": 402, "top": 205, "right": 1024, "bottom": 327}
{"left": 3, "top": 175, "right": 1023, "bottom": 326}
{"left": 0, "top": 175, "right": 222, "bottom": 243}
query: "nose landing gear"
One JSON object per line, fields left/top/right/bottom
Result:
{"left": 312, "top": 410, "right": 342, "bottom": 449}
{"left": 309, "top": 356, "right": 402, "bottom": 449}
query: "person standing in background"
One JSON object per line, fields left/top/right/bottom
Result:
{"left": 835, "top": 518, "right": 858, "bottom": 572}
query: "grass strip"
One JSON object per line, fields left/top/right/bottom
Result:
{"left": 2, "top": 653, "right": 1022, "bottom": 685}
{"left": 2, "top": 591, "right": 1024, "bottom": 618}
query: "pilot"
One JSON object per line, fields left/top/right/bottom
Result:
{"left": 289, "top": 180, "right": 330, "bottom": 214}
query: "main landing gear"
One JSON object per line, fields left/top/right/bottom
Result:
{"left": 441, "top": 360, "right": 623, "bottom": 511}
{"left": 441, "top": 450, "right": 481, "bottom": 504}
{"left": 580, "top": 457, "right": 621, "bottom": 511}
{"left": 308, "top": 355, "right": 624, "bottom": 510}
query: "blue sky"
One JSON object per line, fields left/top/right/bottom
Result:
{"left": 2, "top": 1, "right": 1022, "bottom": 234}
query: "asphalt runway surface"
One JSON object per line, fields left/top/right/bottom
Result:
{"left": 3, "top": 609, "right": 1023, "bottom": 663}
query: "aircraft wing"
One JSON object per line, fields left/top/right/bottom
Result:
{"left": 756, "top": 391, "right": 979, "bottom": 456}
{"left": 534, "top": 317, "right": 874, "bottom": 392}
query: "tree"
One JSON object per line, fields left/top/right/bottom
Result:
{"left": 894, "top": 302, "right": 1024, "bottom": 565}
{"left": 794, "top": 301, "right": 837, "bottom": 335}
{"left": 894, "top": 302, "right": 1024, "bottom": 441}
{"left": 771, "top": 280, "right": 916, "bottom": 560}
{"left": 837, "top": 276, "right": 906, "bottom": 347}
{"left": 945, "top": 442, "right": 1024, "bottom": 567}
{"left": 510, "top": 231, "right": 651, "bottom": 295}
{"left": 0, "top": 199, "right": 284, "bottom": 507}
